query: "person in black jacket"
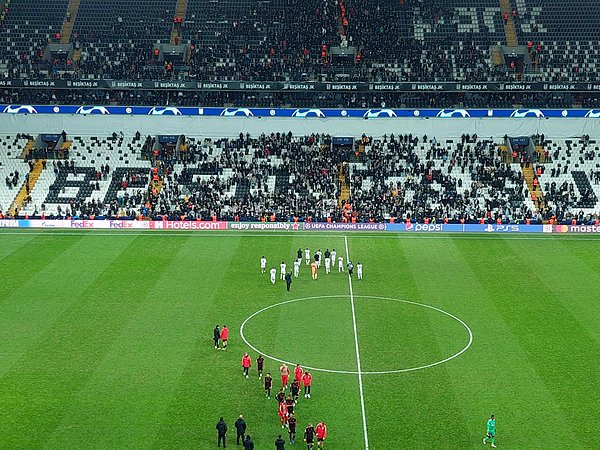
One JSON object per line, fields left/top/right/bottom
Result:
{"left": 285, "top": 272, "right": 292, "bottom": 292}
{"left": 235, "top": 415, "right": 247, "bottom": 445}
{"left": 275, "top": 434, "right": 285, "bottom": 449}
{"left": 216, "top": 417, "right": 227, "bottom": 447}
{"left": 243, "top": 435, "right": 254, "bottom": 450}
{"left": 214, "top": 325, "right": 221, "bottom": 349}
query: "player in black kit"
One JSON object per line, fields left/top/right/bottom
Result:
{"left": 264, "top": 373, "right": 272, "bottom": 399}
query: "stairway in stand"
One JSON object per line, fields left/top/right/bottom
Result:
{"left": 497, "top": 144, "right": 510, "bottom": 163}
{"left": 491, "top": 46, "right": 504, "bottom": 66}
{"left": 338, "top": 163, "right": 350, "bottom": 208}
{"left": 534, "top": 145, "right": 546, "bottom": 163}
{"left": 499, "top": 0, "right": 518, "bottom": 47}
{"left": 522, "top": 165, "right": 546, "bottom": 214}
{"left": 171, "top": 0, "right": 189, "bottom": 44}
{"left": 60, "top": 139, "right": 72, "bottom": 156}
{"left": 20, "top": 140, "right": 36, "bottom": 159}
{"left": 10, "top": 160, "right": 45, "bottom": 216}
{"left": 152, "top": 179, "right": 164, "bottom": 194}
{"left": 60, "top": 0, "right": 81, "bottom": 44}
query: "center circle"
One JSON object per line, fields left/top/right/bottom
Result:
{"left": 240, "top": 295, "right": 473, "bottom": 375}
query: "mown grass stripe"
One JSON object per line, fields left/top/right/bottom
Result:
{"left": 0, "top": 235, "right": 189, "bottom": 449}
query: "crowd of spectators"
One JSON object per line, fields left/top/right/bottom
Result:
{"left": 3, "top": 0, "right": 595, "bottom": 85}
{"left": 6, "top": 130, "right": 599, "bottom": 223}
{"left": 154, "top": 132, "right": 341, "bottom": 221}
{"left": 348, "top": 134, "right": 532, "bottom": 223}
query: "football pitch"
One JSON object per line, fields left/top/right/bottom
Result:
{"left": 1, "top": 230, "right": 599, "bottom": 449}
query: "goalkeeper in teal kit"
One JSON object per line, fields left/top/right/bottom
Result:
{"left": 483, "top": 414, "right": 497, "bottom": 448}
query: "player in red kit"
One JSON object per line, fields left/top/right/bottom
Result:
{"left": 241, "top": 352, "right": 251, "bottom": 378}
{"left": 316, "top": 422, "right": 327, "bottom": 448}
{"left": 220, "top": 325, "right": 229, "bottom": 350}
{"left": 280, "top": 363, "right": 290, "bottom": 389}
{"left": 294, "top": 363, "right": 303, "bottom": 384}
{"left": 302, "top": 371, "right": 313, "bottom": 398}
{"left": 278, "top": 401, "right": 288, "bottom": 428}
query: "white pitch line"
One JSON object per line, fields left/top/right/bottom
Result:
{"left": 239, "top": 295, "right": 473, "bottom": 375}
{"left": 345, "top": 235, "right": 370, "bottom": 450}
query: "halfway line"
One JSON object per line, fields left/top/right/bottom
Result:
{"left": 344, "top": 235, "right": 370, "bottom": 450}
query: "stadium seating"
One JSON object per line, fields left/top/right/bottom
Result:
{"left": 347, "top": 134, "right": 531, "bottom": 222}
{"left": 0, "top": 0, "right": 70, "bottom": 78}
{"left": 20, "top": 134, "right": 151, "bottom": 217}
{"left": 72, "top": 0, "right": 176, "bottom": 79}
{"left": 12, "top": 133, "right": 341, "bottom": 220}
{"left": 512, "top": 0, "right": 600, "bottom": 82}
{"left": 0, "top": 0, "right": 599, "bottom": 88}
{"left": 0, "top": 135, "right": 31, "bottom": 213}
{"left": 184, "top": 0, "right": 339, "bottom": 82}
{"left": 342, "top": 0, "right": 506, "bottom": 83}
{"left": 3, "top": 130, "right": 600, "bottom": 222}
{"left": 537, "top": 137, "right": 600, "bottom": 218}
{"left": 159, "top": 134, "right": 340, "bottom": 220}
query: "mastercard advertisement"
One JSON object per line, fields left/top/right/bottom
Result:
{"left": 553, "top": 225, "right": 600, "bottom": 233}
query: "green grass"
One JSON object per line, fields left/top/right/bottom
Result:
{"left": 0, "top": 230, "right": 599, "bottom": 449}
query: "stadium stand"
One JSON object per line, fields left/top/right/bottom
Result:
{"left": 347, "top": 134, "right": 532, "bottom": 223}
{"left": 183, "top": 0, "right": 339, "bottom": 82}
{"left": 2, "top": 131, "right": 598, "bottom": 224}
{"left": 0, "top": 0, "right": 598, "bottom": 109}
{"left": 0, "top": 1, "right": 599, "bottom": 222}
{"left": 511, "top": 0, "right": 600, "bottom": 82}
{"left": 72, "top": 0, "right": 176, "bottom": 79}
{"left": 0, "top": 134, "right": 31, "bottom": 213}
{"left": 1, "top": 0, "right": 596, "bottom": 85}
{"left": 341, "top": 0, "right": 506, "bottom": 83}
{"left": 535, "top": 136, "right": 600, "bottom": 220}
{"left": 19, "top": 133, "right": 151, "bottom": 217}
{"left": 0, "top": 0, "right": 70, "bottom": 78}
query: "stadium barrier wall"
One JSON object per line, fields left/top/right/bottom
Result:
{"left": 1, "top": 107, "right": 599, "bottom": 138}
{"left": 2, "top": 220, "right": 600, "bottom": 234}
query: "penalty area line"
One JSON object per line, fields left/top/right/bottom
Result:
{"left": 344, "top": 235, "right": 370, "bottom": 450}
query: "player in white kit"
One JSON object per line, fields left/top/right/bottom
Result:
{"left": 280, "top": 261, "right": 287, "bottom": 280}
{"left": 260, "top": 256, "right": 267, "bottom": 273}
{"left": 331, "top": 249, "right": 337, "bottom": 266}
{"left": 338, "top": 256, "right": 344, "bottom": 272}
{"left": 324, "top": 256, "right": 331, "bottom": 274}
{"left": 293, "top": 259, "right": 300, "bottom": 277}
{"left": 305, "top": 247, "right": 311, "bottom": 265}
{"left": 270, "top": 267, "right": 277, "bottom": 284}
{"left": 357, "top": 262, "right": 363, "bottom": 279}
